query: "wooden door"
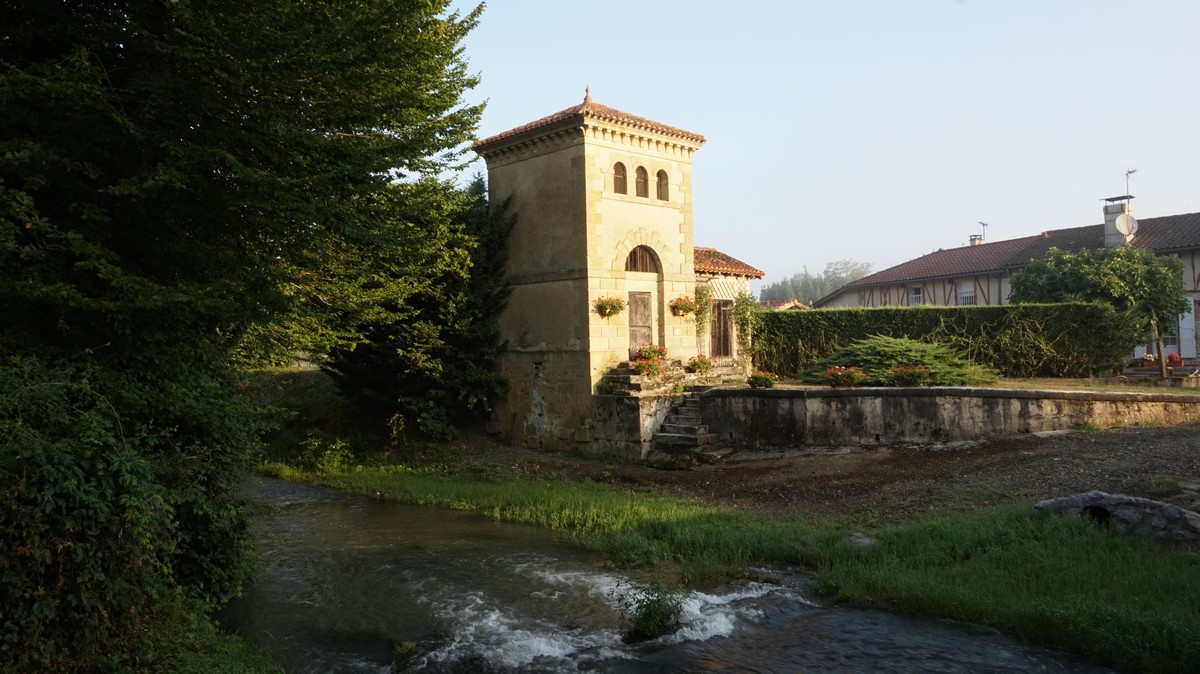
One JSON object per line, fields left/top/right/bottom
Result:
{"left": 711, "top": 300, "right": 733, "bottom": 358}
{"left": 628, "top": 292, "right": 652, "bottom": 357}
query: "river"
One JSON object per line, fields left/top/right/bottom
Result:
{"left": 221, "top": 478, "right": 1115, "bottom": 673}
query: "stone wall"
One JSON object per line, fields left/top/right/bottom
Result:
{"left": 699, "top": 387, "right": 1200, "bottom": 449}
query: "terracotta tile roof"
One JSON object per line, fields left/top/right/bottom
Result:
{"left": 839, "top": 211, "right": 1200, "bottom": 291}
{"left": 694, "top": 247, "right": 765, "bottom": 278}
{"left": 474, "top": 92, "right": 705, "bottom": 152}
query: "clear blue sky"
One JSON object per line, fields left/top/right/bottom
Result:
{"left": 448, "top": 0, "right": 1200, "bottom": 291}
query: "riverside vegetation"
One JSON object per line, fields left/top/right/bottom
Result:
{"left": 259, "top": 368, "right": 1199, "bottom": 674}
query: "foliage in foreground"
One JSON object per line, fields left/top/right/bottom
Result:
{"left": 0, "top": 0, "right": 483, "bottom": 670}
{"left": 320, "top": 178, "right": 514, "bottom": 440}
{"left": 806, "top": 335, "right": 1000, "bottom": 386}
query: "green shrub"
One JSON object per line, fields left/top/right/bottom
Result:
{"left": 610, "top": 580, "right": 683, "bottom": 643}
{"left": 808, "top": 335, "right": 999, "bottom": 386}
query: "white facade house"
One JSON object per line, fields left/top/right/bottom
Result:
{"left": 814, "top": 201, "right": 1200, "bottom": 359}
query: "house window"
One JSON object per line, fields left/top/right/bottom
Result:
{"left": 613, "top": 162, "right": 627, "bottom": 194}
{"left": 958, "top": 286, "right": 975, "bottom": 306}
{"left": 908, "top": 287, "right": 923, "bottom": 306}
{"left": 625, "top": 245, "right": 659, "bottom": 273}
{"left": 635, "top": 166, "right": 649, "bottom": 198}
{"left": 656, "top": 170, "right": 669, "bottom": 201}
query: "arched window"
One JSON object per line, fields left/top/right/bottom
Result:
{"left": 624, "top": 245, "right": 659, "bottom": 273}
{"left": 635, "top": 166, "right": 649, "bottom": 198}
{"left": 613, "top": 162, "right": 627, "bottom": 194}
{"left": 656, "top": 170, "right": 669, "bottom": 201}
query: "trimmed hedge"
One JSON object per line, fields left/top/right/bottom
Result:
{"left": 753, "top": 302, "right": 1143, "bottom": 378}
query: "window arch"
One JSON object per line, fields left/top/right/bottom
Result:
{"left": 635, "top": 166, "right": 649, "bottom": 198}
{"left": 624, "top": 245, "right": 659, "bottom": 273}
{"left": 613, "top": 162, "right": 627, "bottom": 194}
{"left": 656, "top": 170, "right": 669, "bottom": 201}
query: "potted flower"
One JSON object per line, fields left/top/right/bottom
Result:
{"left": 887, "top": 364, "right": 932, "bottom": 387}
{"left": 595, "top": 296, "right": 625, "bottom": 317}
{"left": 669, "top": 295, "right": 698, "bottom": 316}
{"left": 821, "top": 365, "right": 867, "bottom": 388}
{"left": 1141, "top": 352, "right": 1158, "bottom": 368}
{"left": 686, "top": 354, "right": 714, "bottom": 374}
{"left": 630, "top": 344, "right": 667, "bottom": 378}
{"left": 747, "top": 370, "right": 778, "bottom": 389}
{"left": 1167, "top": 352, "right": 1183, "bottom": 367}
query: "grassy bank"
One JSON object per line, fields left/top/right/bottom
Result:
{"left": 253, "top": 368, "right": 1200, "bottom": 673}
{"left": 264, "top": 461, "right": 1199, "bottom": 674}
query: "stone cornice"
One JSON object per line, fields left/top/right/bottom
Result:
{"left": 476, "top": 119, "right": 702, "bottom": 165}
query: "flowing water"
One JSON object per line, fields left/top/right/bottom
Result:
{"left": 222, "top": 478, "right": 1115, "bottom": 673}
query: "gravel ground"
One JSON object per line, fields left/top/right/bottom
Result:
{"left": 462, "top": 422, "right": 1200, "bottom": 527}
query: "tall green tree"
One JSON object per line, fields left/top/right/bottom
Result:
{"left": 759, "top": 259, "right": 873, "bottom": 304}
{"left": 1010, "top": 247, "right": 1189, "bottom": 373}
{"left": 322, "top": 176, "right": 514, "bottom": 439}
{"left": 0, "top": 1, "right": 482, "bottom": 669}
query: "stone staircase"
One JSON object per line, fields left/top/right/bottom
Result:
{"left": 648, "top": 391, "right": 733, "bottom": 466}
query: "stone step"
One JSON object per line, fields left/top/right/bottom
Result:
{"left": 697, "top": 448, "right": 733, "bottom": 464}
{"left": 653, "top": 432, "right": 715, "bottom": 448}
{"left": 661, "top": 422, "right": 708, "bottom": 435}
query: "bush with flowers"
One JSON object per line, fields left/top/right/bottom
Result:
{"left": 630, "top": 344, "right": 667, "bottom": 378}
{"left": 686, "top": 354, "right": 714, "bottom": 374}
{"left": 821, "top": 365, "right": 867, "bottom": 388}
{"left": 887, "top": 364, "right": 932, "bottom": 387}
{"left": 747, "top": 369, "right": 778, "bottom": 389}
{"left": 669, "top": 295, "right": 698, "bottom": 316}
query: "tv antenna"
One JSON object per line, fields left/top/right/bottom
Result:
{"left": 1125, "top": 168, "right": 1137, "bottom": 196}
{"left": 977, "top": 221, "right": 989, "bottom": 239}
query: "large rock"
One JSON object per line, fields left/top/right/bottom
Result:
{"left": 1034, "top": 490, "right": 1200, "bottom": 541}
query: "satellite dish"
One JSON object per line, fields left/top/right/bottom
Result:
{"left": 1115, "top": 213, "right": 1139, "bottom": 236}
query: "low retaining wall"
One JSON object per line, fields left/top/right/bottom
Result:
{"left": 699, "top": 387, "right": 1200, "bottom": 449}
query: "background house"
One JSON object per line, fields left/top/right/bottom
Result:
{"left": 814, "top": 200, "right": 1200, "bottom": 359}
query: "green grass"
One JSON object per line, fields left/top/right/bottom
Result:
{"left": 128, "top": 595, "right": 282, "bottom": 673}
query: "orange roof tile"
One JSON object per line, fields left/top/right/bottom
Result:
{"left": 474, "top": 91, "right": 705, "bottom": 152}
{"left": 694, "top": 247, "right": 765, "bottom": 278}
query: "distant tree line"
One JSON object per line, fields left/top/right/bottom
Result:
{"left": 758, "top": 259, "right": 873, "bottom": 304}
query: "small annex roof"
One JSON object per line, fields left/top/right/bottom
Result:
{"left": 694, "top": 247, "right": 765, "bottom": 278}
{"left": 815, "top": 210, "right": 1200, "bottom": 306}
{"left": 759, "top": 299, "right": 810, "bottom": 311}
{"left": 474, "top": 89, "right": 705, "bottom": 153}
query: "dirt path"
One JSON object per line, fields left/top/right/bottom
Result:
{"left": 463, "top": 423, "right": 1200, "bottom": 527}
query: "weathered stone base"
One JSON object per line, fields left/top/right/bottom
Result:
{"left": 1035, "top": 490, "right": 1200, "bottom": 541}
{"left": 699, "top": 387, "right": 1200, "bottom": 449}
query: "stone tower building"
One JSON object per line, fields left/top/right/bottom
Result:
{"left": 475, "top": 92, "right": 759, "bottom": 455}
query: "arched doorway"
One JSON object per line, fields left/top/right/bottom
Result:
{"left": 625, "top": 246, "right": 661, "bottom": 357}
